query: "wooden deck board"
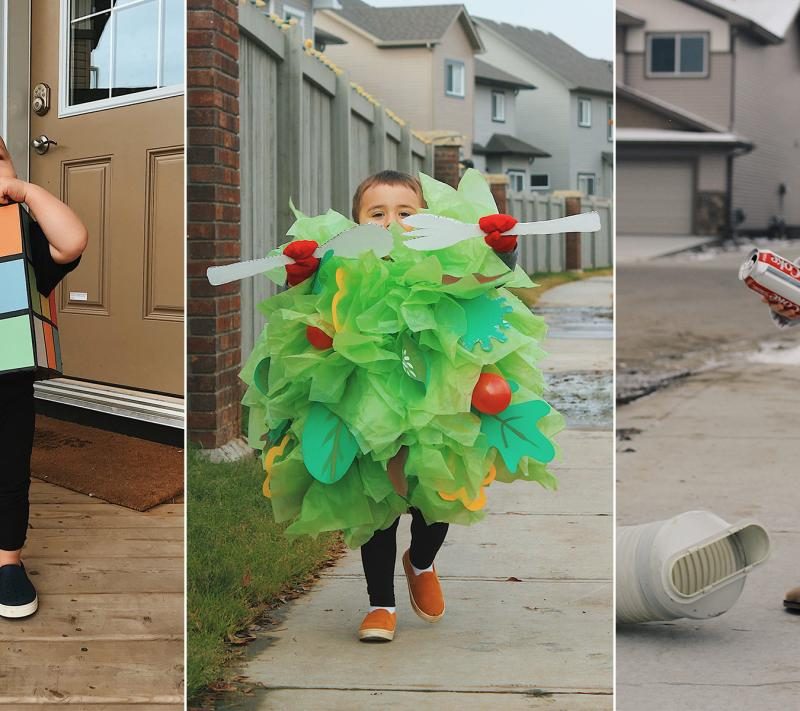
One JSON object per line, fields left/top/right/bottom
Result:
{"left": 2, "top": 482, "right": 185, "bottom": 707}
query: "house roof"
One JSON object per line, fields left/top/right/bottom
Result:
{"left": 329, "top": 0, "right": 484, "bottom": 50}
{"left": 617, "top": 83, "right": 730, "bottom": 133}
{"left": 473, "top": 133, "right": 551, "bottom": 158}
{"left": 314, "top": 26, "right": 347, "bottom": 46}
{"left": 474, "top": 59, "right": 536, "bottom": 90}
{"left": 682, "top": 0, "right": 800, "bottom": 43}
{"left": 616, "top": 9, "right": 645, "bottom": 27}
{"left": 475, "top": 17, "right": 612, "bottom": 95}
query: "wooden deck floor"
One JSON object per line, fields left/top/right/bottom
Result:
{"left": 0, "top": 480, "right": 184, "bottom": 707}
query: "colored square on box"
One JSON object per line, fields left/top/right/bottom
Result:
{"left": 34, "top": 318, "right": 47, "bottom": 368}
{"left": 27, "top": 262, "right": 42, "bottom": 315}
{"left": 54, "top": 328, "right": 62, "bottom": 372}
{"left": 0, "top": 260, "right": 28, "bottom": 313}
{"left": 0, "top": 202, "right": 23, "bottom": 258}
{"left": 44, "top": 321, "right": 56, "bottom": 369}
{"left": 41, "top": 289, "right": 51, "bottom": 319}
{"left": 49, "top": 291, "right": 58, "bottom": 327}
{"left": 0, "top": 315, "right": 35, "bottom": 371}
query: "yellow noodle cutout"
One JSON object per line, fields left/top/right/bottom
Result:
{"left": 331, "top": 267, "right": 347, "bottom": 333}
{"left": 263, "top": 434, "right": 292, "bottom": 498}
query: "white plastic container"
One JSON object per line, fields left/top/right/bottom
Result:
{"left": 617, "top": 510, "right": 770, "bottom": 624}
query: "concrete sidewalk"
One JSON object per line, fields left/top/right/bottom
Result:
{"left": 219, "top": 277, "right": 614, "bottom": 710}
{"left": 617, "top": 353, "right": 800, "bottom": 710}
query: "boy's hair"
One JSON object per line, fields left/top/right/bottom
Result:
{"left": 352, "top": 170, "right": 425, "bottom": 221}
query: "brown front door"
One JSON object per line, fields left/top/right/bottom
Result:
{"left": 29, "top": 0, "right": 184, "bottom": 395}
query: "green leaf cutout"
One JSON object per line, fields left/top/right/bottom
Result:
{"left": 302, "top": 403, "right": 359, "bottom": 485}
{"left": 262, "top": 419, "right": 289, "bottom": 449}
{"left": 455, "top": 293, "right": 513, "bottom": 352}
{"left": 400, "top": 332, "right": 430, "bottom": 388}
{"left": 480, "top": 400, "right": 555, "bottom": 471}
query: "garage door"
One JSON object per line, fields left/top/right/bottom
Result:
{"left": 617, "top": 160, "right": 694, "bottom": 235}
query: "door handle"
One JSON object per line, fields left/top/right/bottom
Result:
{"left": 32, "top": 135, "right": 58, "bottom": 155}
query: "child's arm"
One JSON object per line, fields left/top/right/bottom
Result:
{"left": 0, "top": 178, "right": 88, "bottom": 264}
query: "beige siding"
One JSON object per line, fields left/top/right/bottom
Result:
{"left": 626, "top": 52, "right": 733, "bottom": 127}
{"left": 618, "top": 0, "right": 731, "bottom": 52}
{"left": 698, "top": 152, "right": 727, "bottom": 192}
{"left": 432, "top": 20, "right": 477, "bottom": 156}
{"left": 315, "top": 12, "right": 434, "bottom": 129}
{"left": 732, "top": 23, "right": 800, "bottom": 228}
{"left": 617, "top": 95, "right": 681, "bottom": 129}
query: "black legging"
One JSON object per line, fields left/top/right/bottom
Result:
{"left": 0, "top": 376, "right": 35, "bottom": 551}
{"left": 360, "top": 508, "right": 449, "bottom": 607}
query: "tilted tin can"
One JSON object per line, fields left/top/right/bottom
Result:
{"left": 739, "top": 249, "right": 800, "bottom": 310}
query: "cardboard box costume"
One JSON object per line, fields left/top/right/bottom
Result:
{"left": 0, "top": 202, "right": 62, "bottom": 376}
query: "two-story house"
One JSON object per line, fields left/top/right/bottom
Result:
{"left": 617, "top": 0, "right": 800, "bottom": 236}
{"left": 475, "top": 18, "right": 614, "bottom": 197}
{"left": 265, "top": 0, "right": 346, "bottom": 49}
{"left": 471, "top": 59, "right": 551, "bottom": 188}
{"left": 315, "top": 0, "right": 484, "bottom": 158}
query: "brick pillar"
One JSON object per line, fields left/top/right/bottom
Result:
{"left": 433, "top": 144, "right": 460, "bottom": 188}
{"left": 485, "top": 174, "right": 509, "bottom": 214}
{"left": 187, "top": 0, "right": 242, "bottom": 449}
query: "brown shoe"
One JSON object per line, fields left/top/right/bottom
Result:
{"left": 358, "top": 609, "right": 396, "bottom": 642}
{"left": 784, "top": 586, "right": 800, "bottom": 612}
{"left": 402, "top": 549, "right": 445, "bottom": 622}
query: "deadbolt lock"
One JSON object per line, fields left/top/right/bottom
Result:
{"left": 32, "top": 83, "right": 51, "bottom": 116}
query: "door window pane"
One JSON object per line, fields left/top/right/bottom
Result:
{"left": 680, "top": 36, "right": 705, "bottom": 73}
{"left": 112, "top": 0, "right": 158, "bottom": 96}
{"left": 68, "top": 0, "right": 185, "bottom": 109}
{"left": 650, "top": 36, "right": 676, "bottom": 73}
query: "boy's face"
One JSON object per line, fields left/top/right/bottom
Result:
{"left": 357, "top": 183, "right": 422, "bottom": 230}
{"left": 0, "top": 137, "right": 17, "bottom": 180}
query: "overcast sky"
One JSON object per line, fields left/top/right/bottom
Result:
{"left": 364, "top": 0, "right": 614, "bottom": 60}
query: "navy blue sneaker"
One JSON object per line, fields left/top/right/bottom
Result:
{"left": 0, "top": 563, "right": 38, "bottom": 619}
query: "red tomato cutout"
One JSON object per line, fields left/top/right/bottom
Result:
{"left": 306, "top": 325, "right": 333, "bottom": 350}
{"left": 471, "top": 373, "right": 512, "bottom": 414}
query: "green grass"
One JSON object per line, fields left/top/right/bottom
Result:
{"left": 512, "top": 266, "right": 614, "bottom": 307}
{"left": 187, "top": 449, "right": 339, "bottom": 699}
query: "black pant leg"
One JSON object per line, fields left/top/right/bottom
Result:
{"left": 360, "top": 516, "right": 400, "bottom": 606}
{"left": 0, "top": 378, "right": 35, "bottom": 551}
{"left": 409, "top": 507, "right": 449, "bottom": 570}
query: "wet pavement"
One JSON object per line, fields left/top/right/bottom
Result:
{"left": 617, "top": 239, "right": 799, "bottom": 403}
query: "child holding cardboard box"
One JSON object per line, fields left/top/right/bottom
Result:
{"left": 0, "top": 137, "right": 87, "bottom": 618}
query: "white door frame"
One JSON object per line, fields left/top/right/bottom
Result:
{"left": 0, "top": 0, "right": 31, "bottom": 180}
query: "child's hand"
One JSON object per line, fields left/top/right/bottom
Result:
{"left": 762, "top": 295, "right": 800, "bottom": 319}
{"left": 0, "top": 177, "right": 29, "bottom": 205}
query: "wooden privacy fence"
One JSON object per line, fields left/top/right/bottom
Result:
{"left": 237, "top": 3, "right": 434, "bottom": 358}
{"left": 507, "top": 191, "right": 614, "bottom": 273}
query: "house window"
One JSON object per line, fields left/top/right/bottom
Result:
{"left": 607, "top": 101, "right": 613, "bottom": 142}
{"left": 284, "top": 4, "right": 308, "bottom": 37}
{"left": 578, "top": 98, "right": 592, "bottom": 127}
{"left": 445, "top": 60, "right": 465, "bottom": 98}
{"left": 577, "top": 172, "right": 596, "bottom": 196}
{"left": 491, "top": 90, "right": 505, "bottom": 122}
{"left": 63, "top": 0, "right": 185, "bottom": 115}
{"left": 530, "top": 174, "right": 550, "bottom": 191}
{"left": 647, "top": 33, "right": 708, "bottom": 77}
{"left": 507, "top": 170, "right": 525, "bottom": 192}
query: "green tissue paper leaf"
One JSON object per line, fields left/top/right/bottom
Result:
{"left": 480, "top": 400, "right": 555, "bottom": 471}
{"left": 302, "top": 403, "right": 359, "bottom": 485}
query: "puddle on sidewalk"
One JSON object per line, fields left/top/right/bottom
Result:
{"left": 538, "top": 306, "right": 613, "bottom": 339}
{"left": 546, "top": 371, "right": 612, "bottom": 430}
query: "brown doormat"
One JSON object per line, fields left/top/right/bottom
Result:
{"left": 31, "top": 414, "right": 184, "bottom": 511}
